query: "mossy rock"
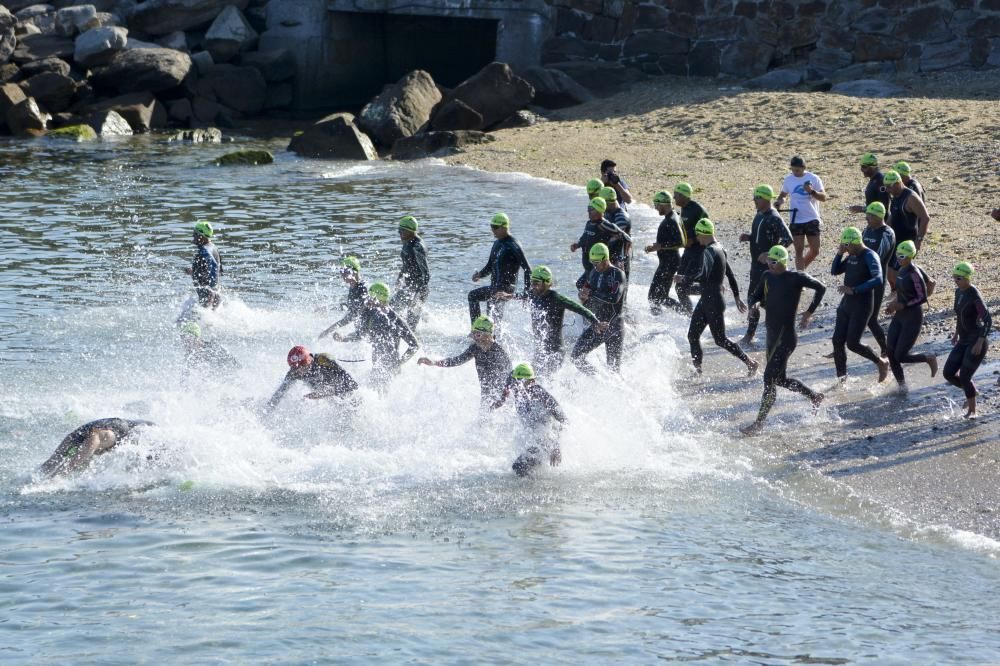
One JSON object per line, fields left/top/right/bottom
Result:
{"left": 214, "top": 150, "right": 275, "bottom": 166}
{"left": 48, "top": 125, "right": 98, "bottom": 141}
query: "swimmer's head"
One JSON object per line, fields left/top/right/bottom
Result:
{"left": 767, "top": 245, "right": 789, "bottom": 266}
{"left": 586, "top": 179, "right": 603, "bottom": 197}
{"left": 753, "top": 184, "right": 776, "bottom": 202}
{"left": 340, "top": 256, "right": 361, "bottom": 275}
{"left": 589, "top": 197, "right": 607, "bottom": 214}
{"left": 896, "top": 240, "right": 917, "bottom": 259}
{"left": 840, "top": 226, "right": 863, "bottom": 246}
{"left": 598, "top": 186, "right": 617, "bottom": 203}
{"left": 588, "top": 242, "right": 610, "bottom": 263}
{"left": 512, "top": 363, "right": 535, "bottom": 381}
{"left": 694, "top": 218, "right": 715, "bottom": 236}
{"left": 953, "top": 261, "right": 974, "bottom": 280}
{"left": 894, "top": 161, "right": 912, "bottom": 176}
{"left": 490, "top": 212, "right": 510, "bottom": 229}
{"left": 865, "top": 201, "right": 886, "bottom": 220}
{"left": 471, "top": 316, "right": 494, "bottom": 335}
{"left": 398, "top": 216, "right": 419, "bottom": 233}
{"left": 530, "top": 265, "right": 553, "bottom": 285}
{"left": 368, "top": 282, "right": 390, "bottom": 305}
{"left": 180, "top": 322, "right": 202, "bottom": 338}
{"left": 287, "top": 345, "right": 312, "bottom": 368}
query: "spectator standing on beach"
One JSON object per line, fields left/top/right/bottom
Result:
{"left": 776, "top": 155, "right": 827, "bottom": 271}
{"left": 944, "top": 262, "right": 991, "bottom": 419}
{"left": 884, "top": 241, "right": 937, "bottom": 393}
{"left": 861, "top": 201, "right": 896, "bottom": 358}
{"left": 895, "top": 161, "right": 926, "bottom": 202}
{"left": 738, "top": 184, "right": 792, "bottom": 348}
{"left": 849, "top": 152, "right": 890, "bottom": 216}
{"left": 600, "top": 159, "right": 632, "bottom": 208}
{"left": 468, "top": 212, "right": 531, "bottom": 324}
{"left": 646, "top": 191, "right": 686, "bottom": 314}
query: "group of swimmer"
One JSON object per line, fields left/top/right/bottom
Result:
{"left": 42, "top": 157, "right": 995, "bottom": 478}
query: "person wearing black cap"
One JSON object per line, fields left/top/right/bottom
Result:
{"left": 600, "top": 159, "right": 632, "bottom": 208}
{"left": 776, "top": 156, "right": 827, "bottom": 271}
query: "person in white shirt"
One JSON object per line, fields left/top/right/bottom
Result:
{"left": 775, "top": 155, "right": 828, "bottom": 270}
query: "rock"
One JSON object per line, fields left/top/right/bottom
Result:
{"left": 168, "top": 126, "right": 221, "bottom": 142}
{"left": 0, "top": 81, "right": 28, "bottom": 129}
{"left": 391, "top": 130, "right": 495, "bottom": 160}
{"left": 18, "top": 56, "right": 70, "bottom": 78}
{"left": 203, "top": 5, "right": 256, "bottom": 63}
{"left": 430, "top": 62, "right": 533, "bottom": 132}
{"left": 17, "top": 22, "right": 43, "bottom": 38}
{"left": 720, "top": 41, "right": 774, "bottom": 77}
{"left": 199, "top": 63, "right": 265, "bottom": 114}
{"left": 130, "top": 0, "right": 250, "bottom": 35}
{"left": 429, "top": 98, "right": 482, "bottom": 132}
{"left": 1, "top": 6, "right": 17, "bottom": 65}
{"left": 490, "top": 109, "right": 544, "bottom": 130}
{"left": 156, "top": 30, "right": 187, "bottom": 51}
{"left": 263, "top": 81, "right": 292, "bottom": 109}
{"left": 519, "top": 66, "right": 593, "bottom": 109}
{"left": 20, "top": 70, "right": 76, "bottom": 110}
{"left": 73, "top": 25, "right": 127, "bottom": 67}
{"left": 239, "top": 48, "right": 295, "bottom": 82}
{"left": 191, "top": 96, "right": 218, "bottom": 123}
{"left": 94, "top": 11, "right": 120, "bottom": 27}
{"left": 81, "top": 90, "right": 163, "bottom": 131}
{"left": 55, "top": 4, "right": 98, "bottom": 37}
{"left": 288, "top": 112, "right": 378, "bottom": 160}
{"left": 0, "top": 62, "right": 19, "bottom": 83}
{"left": 6, "top": 96, "right": 50, "bottom": 135}
{"left": 214, "top": 149, "right": 272, "bottom": 165}
{"left": 807, "top": 45, "right": 853, "bottom": 79}
{"left": 546, "top": 60, "right": 637, "bottom": 94}
{"left": 167, "top": 96, "right": 191, "bottom": 122}
{"left": 743, "top": 67, "right": 803, "bottom": 90}
{"left": 12, "top": 34, "right": 74, "bottom": 63}
{"left": 125, "top": 37, "right": 159, "bottom": 50}
{"left": 90, "top": 47, "right": 191, "bottom": 93}
{"left": 47, "top": 122, "right": 96, "bottom": 139}
{"left": 829, "top": 79, "right": 906, "bottom": 98}
{"left": 85, "top": 107, "right": 131, "bottom": 135}
{"left": 920, "top": 40, "right": 969, "bottom": 72}
{"left": 357, "top": 70, "right": 441, "bottom": 147}
{"left": 190, "top": 49, "right": 213, "bottom": 75}
{"left": 16, "top": 4, "right": 55, "bottom": 34}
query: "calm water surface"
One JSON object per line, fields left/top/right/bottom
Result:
{"left": 1, "top": 136, "right": 999, "bottom": 663}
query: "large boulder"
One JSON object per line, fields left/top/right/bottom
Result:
{"left": 86, "top": 107, "right": 132, "bottom": 135}
{"left": 6, "top": 96, "right": 50, "bottom": 135}
{"left": 55, "top": 4, "right": 98, "bottom": 36}
{"left": 203, "top": 5, "right": 256, "bottom": 63}
{"left": 73, "top": 25, "right": 127, "bottom": 67}
{"left": 130, "top": 0, "right": 250, "bottom": 36}
{"left": 0, "top": 81, "right": 28, "bottom": 130}
{"left": 20, "top": 70, "right": 76, "bottom": 110}
{"left": 429, "top": 62, "right": 533, "bottom": 132}
{"left": 518, "top": 66, "right": 593, "bottom": 109}
{"left": 288, "top": 112, "right": 378, "bottom": 160}
{"left": 157, "top": 31, "right": 188, "bottom": 51}
{"left": 199, "top": 63, "right": 265, "bottom": 114}
{"left": 1, "top": 6, "right": 16, "bottom": 65}
{"left": 12, "top": 34, "right": 75, "bottom": 63}
{"left": 89, "top": 47, "right": 191, "bottom": 93}
{"left": 358, "top": 70, "right": 441, "bottom": 147}
{"left": 19, "top": 56, "right": 70, "bottom": 78}
{"left": 48, "top": 122, "right": 97, "bottom": 140}
{"left": 81, "top": 90, "right": 165, "bottom": 131}
{"left": 239, "top": 48, "right": 295, "bottom": 82}
{"left": 391, "top": 130, "right": 495, "bottom": 160}
{"left": 829, "top": 79, "right": 905, "bottom": 98}
{"left": 429, "top": 98, "right": 483, "bottom": 132}
{"left": 743, "top": 67, "right": 803, "bottom": 90}
{"left": 15, "top": 4, "right": 55, "bottom": 34}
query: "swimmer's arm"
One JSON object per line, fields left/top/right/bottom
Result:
{"left": 437, "top": 346, "right": 475, "bottom": 368}
{"left": 801, "top": 274, "right": 826, "bottom": 313}
{"left": 263, "top": 375, "right": 295, "bottom": 414}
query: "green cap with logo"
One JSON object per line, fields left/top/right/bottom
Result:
{"left": 399, "top": 215, "right": 418, "bottom": 232}
{"left": 512, "top": 363, "right": 535, "bottom": 381}
{"left": 840, "top": 226, "right": 863, "bottom": 245}
{"left": 883, "top": 170, "right": 901, "bottom": 185}
{"left": 865, "top": 201, "right": 887, "bottom": 219}
{"left": 586, "top": 179, "right": 603, "bottom": 196}
{"left": 767, "top": 245, "right": 789, "bottom": 265}
{"left": 860, "top": 152, "right": 879, "bottom": 167}
{"left": 471, "top": 315, "right": 494, "bottom": 334}
{"left": 588, "top": 242, "right": 610, "bottom": 262}
{"left": 589, "top": 197, "right": 607, "bottom": 214}
{"left": 598, "top": 186, "right": 617, "bottom": 202}
{"left": 653, "top": 191, "right": 671, "bottom": 205}
{"left": 530, "top": 265, "right": 553, "bottom": 284}
{"left": 674, "top": 182, "right": 693, "bottom": 198}
{"left": 341, "top": 256, "right": 361, "bottom": 274}
{"left": 894, "top": 161, "right": 912, "bottom": 176}
{"left": 694, "top": 218, "right": 714, "bottom": 235}
{"left": 194, "top": 221, "right": 214, "bottom": 238}
{"left": 953, "top": 261, "right": 974, "bottom": 279}
{"left": 369, "top": 281, "right": 390, "bottom": 304}
{"left": 896, "top": 240, "right": 917, "bottom": 259}
{"left": 754, "top": 184, "right": 776, "bottom": 201}
{"left": 491, "top": 212, "right": 510, "bottom": 228}
{"left": 180, "top": 322, "right": 202, "bottom": 338}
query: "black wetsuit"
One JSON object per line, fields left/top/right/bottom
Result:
{"left": 267, "top": 353, "right": 359, "bottom": 412}
{"left": 469, "top": 236, "right": 531, "bottom": 322}
{"left": 497, "top": 381, "right": 567, "bottom": 476}
{"left": 394, "top": 236, "right": 430, "bottom": 330}
{"left": 682, "top": 241, "right": 752, "bottom": 370}
{"left": 576, "top": 216, "right": 627, "bottom": 287}
{"left": 572, "top": 264, "right": 627, "bottom": 374}
{"left": 744, "top": 207, "right": 793, "bottom": 340}
{"left": 888, "top": 187, "right": 920, "bottom": 248}
{"left": 862, "top": 222, "right": 896, "bottom": 355}
{"left": 831, "top": 249, "right": 884, "bottom": 378}
{"left": 944, "top": 286, "right": 992, "bottom": 399}
{"left": 905, "top": 177, "right": 926, "bottom": 203}
{"left": 192, "top": 242, "right": 222, "bottom": 308}
{"left": 41, "top": 418, "right": 154, "bottom": 477}
{"left": 607, "top": 206, "right": 632, "bottom": 274}
{"left": 328, "top": 280, "right": 369, "bottom": 331}
{"left": 748, "top": 270, "right": 826, "bottom": 423}
{"left": 676, "top": 199, "right": 709, "bottom": 307}
{"left": 864, "top": 170, "right": 890, "bottom": 209}
{"left": 648, "top": 210, "right": 686, "bottom": 313}
{"left": 440, "top": 342, "right": 513, "bottom": 406}
{"left": 514, "top": 289, "right": 598, "bottom": 375}
{"left": 886, "top": 263, "right": 931, "bottom": 383}
{"left": 346, "top": 305, "right": 419, "bottom": 387}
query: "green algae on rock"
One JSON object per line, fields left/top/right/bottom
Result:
{"left": 48, "top": 124, "right": 98, "bottom": 141}
{"left": 213, "top": 150, "right": 274, "bottom": 166}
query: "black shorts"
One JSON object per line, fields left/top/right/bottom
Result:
{"left": 790, "top": 220, "right": 821, "bottom": 237}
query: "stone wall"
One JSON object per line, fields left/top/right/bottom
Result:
{"left": 542, "top": 0, "right": 1000, "bottom": 79}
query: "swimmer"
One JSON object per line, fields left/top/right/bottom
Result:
{"left": 318, "top": 256, "right": 368, "bottom": 339}
{"left": 392, "top": 216, "right": 430, "bottom": 331}
{"left": 468, "top": 213, "right": 531, "bottom": 324}
{"left": 492, "top": 363, "right": 566, "bottom": 476}
{"left": 861, "top": 201, "right": 896, "bottom": 357}
{"left": 848, "top": 152, "right": 890, "bottom": 215}
{"left": 944, "top": 262, "right": 991, "bottom": 418}
{"left": 263, "top": 345, "right": 359, "bottom": 415}
{"left": 418, "top": 316, "right": 513, "bottom": 409}
{"left": 672, "top": 181, "right": 709, "bottom": 309}
{"left": 570, "top": 197, "right": 628, "bottom": 288}
{"left": 571, "top": 243, "right": 623, "bottom": 375}
{"left": 645, "top": 190, "right": 686, "bottom": 314}
{"left": 884, "top": 241, "right": 937, "bottom": 392}
{"left": 179, "top": 321, "right": 240, "bottom": 377}
{"left": 739, "top": 184, "right": 792, "bottom": 347}
{"left": 187, "top": 221, "right": 222, "bottom": 310}
{"left": 40, "top": 418, "right": 155, "bottom": 478}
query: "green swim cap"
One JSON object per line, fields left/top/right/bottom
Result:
{"left": 653, "top": 190, "right": 671, "bottom": 205}
{"left": 883, "top": 170, "right": 901, "bottom": 185}
{"left": 586, "top": 179, "right": 602, "bottom": 196}
{"left": 767, "top": 245, "right": 789, "bottom": 265}
{"left": 674, "top": 182, "right": 693, "bottom": 198}
{"left": 180, "top": 322, "right": 202, "bottom": 338}
{"left": 754, "top": 184, "right": 776, "bottom": 201}
{"left": 193, "top": 221, "right": 213, "bottom": 238}
{"left": 530, "top": 265, "right": 553, "bottom": 284}
{"left": 471, "top": 315, "right": 494, "bottom": 334}
{"left": 953, "top": 261, "right": 974, "bottom": 279}
{"left": 369, "top": 281, "right": 390, "bottom": 304}
{"left": 860, "top": 152, "right": 878, "bottom": 167}
{"left": 491, "top": 212, "right": 510, "bottom": 228}
{"left": 341, "top": 256, "right": 361, "bottom": 273}
{"left": 865, "top": 201, "right": 886, "bottom": 218}
{"left": 512, "top": 363, "right": 535, "bottom": 381}
{"left": 589, "top": 197, "right": 607, "bottom": 214}
{"left": 399, "top": 215, "right": 418, "bottom": 232}
{"left": 840, "top": 226, "right": 863, "bottom": 245}
{"left": 896, "top": 240, "right": 917, "bottom": 259}
{"left": 598, "top": 186, "right": 617, "bottom": 202}
{"left": 589, "top": 242, "right": 610, "bottom": 262}
{"left": 694, "top": 218, "right": 714, "bottom": 235}
{"left": 894, "top": 161, "right": 912, "bottom": 176}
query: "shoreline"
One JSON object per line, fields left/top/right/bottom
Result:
{"left": 444, "top": 72, "right": 1000, "bottom": 541}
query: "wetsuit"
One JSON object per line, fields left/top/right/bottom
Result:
{"left": 905, "top": 177, "right": 926, "bottom": 203}
{"left": 576, "top": 216, "right": 627, "bottom": 287}
{"left": 748, "top": 270, "right": 826, "bottom": 423}
{"left": 886, "top": 263, "right": 931, "bottom": 383}
{"left": 394, "top": 236, "right": 430, "bottom": 330}
{"left": 744, "top": 207, "right": 793, "bottom": 340}
{"left": 468, "top": 235, "right": 531, "bottom": 321}
{"left": 888, "top": 188, "right": 920, "bottom": 268}
{"left": 944, "top": 286, "right": 992, "bottom": 399}
{"left": 40, "top": 418, "right": 154, "bottom": 477}
{"left": 192, "top": 241, "right": 222, "bottom": 308}
{"left": 328, "top": 280, "right": 369, "bottom": 331}
{"left": 607, "top": 206, "right": 632, "bottom": 274}
{"left": 862, "top": 222, "right": 896, "bottom": 356}
{"left": 648, "top": 209, "right": 686, "bottom": 313}
{"left": 495, "top": 380, "right": 567, "bottom": 476}
{"left": 345, "top": 305, "right": 419, "bottom": 388}
{"left": 865, "top": 170, "right": 890, "bottom": 209}
{"left": 676, "top": 199, "right": 709, "bottom": 307}
{"left": 266, "top": 353, "right": 359, "bottom": 412}
{"left": 571, "top": 264, "right": 626, "bottom": 374}
{"left": 682, "top": 241, "right": 753, "bottom": 370}
{"left": 439, "top": 342, "right": 513, "bottom": 407}
{"left": 513, "top": 289, "right": 598, "bottom": 375}
{"left": 831, "top": 249, "right": 883, "bottom": 378}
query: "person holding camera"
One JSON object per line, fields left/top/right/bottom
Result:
{"left": 600, "top": 159, "right": 632, "bottom": 208}
{"left": 776, "top": 155, "right": 827, "bottom": 271}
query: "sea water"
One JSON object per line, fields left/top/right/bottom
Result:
{"left": 1, "top": 136, "right": 999, "bottom": 663}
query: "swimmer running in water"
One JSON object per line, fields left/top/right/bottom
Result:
{"left": 468, "top": 212, "right": 531, "bottom": 324}
{"left": 318, "top": 257, "right": 368, "bottom": 339}
{"left": 418, "top": 316, "right": 513, "bottom": 409}
{"left": 944, "top": 262, "right": 991, "bottom": 418}
{"left": 492, "top": 363, "right": 566, "bottom": 476}
{"left": 884, "top": 240, "right": 937, "bottom": 393}
{"left": 40, "top": 418, "right": 155, "bottom": 478}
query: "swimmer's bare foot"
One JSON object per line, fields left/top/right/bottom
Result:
{"left": 927, "top": 355, "right": 938, "bottom": 377}
{"left": 740, "top": 421, "right": 764, "bottom": 436}
{"left": 810, "top": 392, "right": 825, "bottom": 412}
{"left": 877, "top": 359, "right": 889, "bottom": 383}
{"left": 747, "top": 358, "right": 759, "bottom": 377}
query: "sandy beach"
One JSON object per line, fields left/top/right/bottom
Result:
{"left": 445, "top": 70, "right": 1000, "bottom": 541}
